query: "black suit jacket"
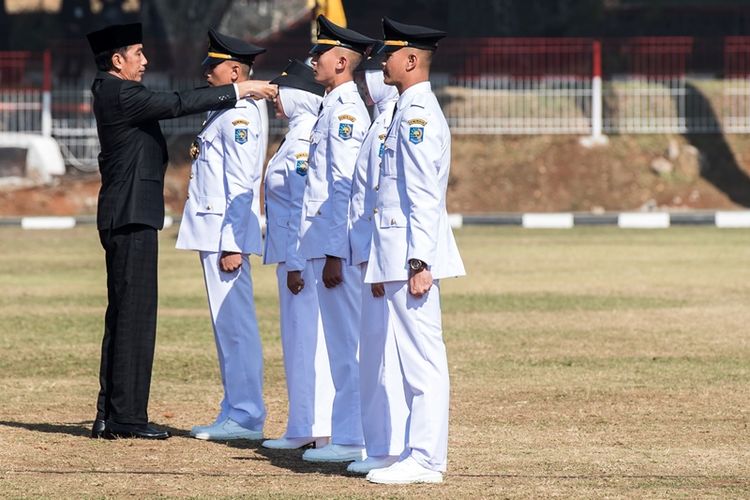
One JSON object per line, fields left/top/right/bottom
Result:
{"left": 91, "top": 71, "right": 237, "bottom": 230}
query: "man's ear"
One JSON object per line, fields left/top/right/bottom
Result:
{"left": 111, "top": 52, "right": 123, "bottom": 70}
{"left": 337, "top": 54, "right": 348, "bottom": 71}
{"left": 406, "top": 52, "right": 418, "bottom": 71}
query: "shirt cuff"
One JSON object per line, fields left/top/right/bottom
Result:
{"left": 232, "top": 83, "right": 240, "bottom": 100}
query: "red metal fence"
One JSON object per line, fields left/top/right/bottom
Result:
{"left": 2, "top": 37, "right": 750, "bottom": 166}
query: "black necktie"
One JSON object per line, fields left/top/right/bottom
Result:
{"left": 386, "top": 102, "right": 398, "bottom": 135}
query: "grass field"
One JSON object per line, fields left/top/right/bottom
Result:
{"left": 1, "top": 226, "right": 749, "bottom": 498}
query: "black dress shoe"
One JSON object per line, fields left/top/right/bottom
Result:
{"left": 91, "top": 418, "right": 107, "bottom": 439}
{"left": 103, "top": 421, "right": 171, "bottom": 440}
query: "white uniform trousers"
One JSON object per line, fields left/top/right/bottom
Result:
{"left": 309, "top": 257, "right": 364, "bottom": 445}
{"left": 200, "top": 251, "right": 265, "bottom": 431}
{"left": 359, "top": 264, "right": 409, "bottom": 458}
{"left": 382, "top": 279, "right": 449, "bottom": 472}
{"left": 275, "top": 261, "right": 334, "bottom": 438}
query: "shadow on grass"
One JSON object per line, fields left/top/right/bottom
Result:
{"left": 223, "top": 440, "right": 356, "bottom": 477}
{"left": 0, "top": 419, "right": 188, "bottom": 439}
{"left": 0, "top": 420, "right": 92, "bottom": 437}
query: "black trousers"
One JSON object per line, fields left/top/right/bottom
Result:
{"left": 96, "top": 224, "right": 158, "bottom": 424}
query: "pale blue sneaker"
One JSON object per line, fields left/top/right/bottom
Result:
{"left": 190, "top": 418, "right": 263, "bottom": 441}
{"left": 302, "top": 443, "right": 365, "bottom": 462}
{"left": 261, "top": 436, "right": 329, "bottom": 449}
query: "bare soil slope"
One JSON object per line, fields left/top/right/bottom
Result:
{"left": 3, "top": 134, "right": 750, "bottom": 217}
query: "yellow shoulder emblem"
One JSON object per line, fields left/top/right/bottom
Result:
{"left": 408, "top": 118, "right": 427, "bottom": 126}
{"left": 338, "top": 114, "right": 356, "bottom": 122}
{"left": 232, "top": 119, "right": 250, "bottom": 126}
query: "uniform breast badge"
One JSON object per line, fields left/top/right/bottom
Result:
{"left": 189, "top": 140, "right": 200, "bottom": 160}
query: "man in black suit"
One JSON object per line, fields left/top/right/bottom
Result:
{"left": 86, "top": 23, "right": 277, "bottom": 439}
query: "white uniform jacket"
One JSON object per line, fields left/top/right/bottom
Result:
{"left": 288, "top": 81, "right": 370, "bottom": 270}
{"left": 263, "top": 114, "right": 315, "bottom": 265}
{"left": 349, "top": 100, "right": 396, "bottom": 266}
{"left": 365, "top": 81, "right": 465, "bottom": 283}
{"left": 251, "top": 99, "right": 269, "bottom": 223}
{"left": 176, "top": 98, "right": 264, "bottom": 255}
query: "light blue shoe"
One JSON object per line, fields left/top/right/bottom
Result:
{"left": 190, "top": 418, "right": 263, "bottom": 441}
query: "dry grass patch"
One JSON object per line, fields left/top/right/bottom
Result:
{"left": 0, "top": 226, "right": 749, "bottom": 498}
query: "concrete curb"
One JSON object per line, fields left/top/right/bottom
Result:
{"left": 2, "top": 212, "right": 750, "bottom": 230}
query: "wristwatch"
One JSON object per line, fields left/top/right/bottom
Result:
{"left": 409, "top": 259, "right": 426, "bottom": 272}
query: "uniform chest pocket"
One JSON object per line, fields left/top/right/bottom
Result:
{"left": 197, "top": 130, "right": 220, "bottom": 160}
{"left": 380, "top": 136, "right": 398, "bottom": 177}
{"left": 308, "top": 131, "right": 324, "bottom": 165}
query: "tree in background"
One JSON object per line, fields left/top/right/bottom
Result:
{"left": 140, "top": 0, "right": 233, "bottom": 76}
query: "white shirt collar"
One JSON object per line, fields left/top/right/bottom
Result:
{"left": 397, "top": 81, "right": 432, "bottom": 108}
{"left": 322, "top": 80, "right": 357, "bottom": 107}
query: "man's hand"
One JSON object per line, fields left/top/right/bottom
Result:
{"left": 408, "top": 268, "right": 433, "bottom": 298}
{"left": 322, "top": 255, "right": 343, "bottom": 288}
{"left": 287, "top": 270, "right": 305, "bottom": 295}
{"left": 219, "top": 251, "right": 242, "bottom": 273}
{"left": 237, "top": 80, "right": 278, "bottom": 100}
{"left": 371, "top": 282, "right": 385, "bottom": 298}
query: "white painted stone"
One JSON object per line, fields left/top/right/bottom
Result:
{"left": 617, "top": 212, "right": 670, "bottom": 229}
{"left": 522, "top": 213, "right": 574, "bottom": 229}
{"left": 21, "top": 216, "right": 76, "bottom": 230}
{"left": 716, "top": 211, "right": 750, "bottom": 228}
{"left": 448, "top": 213, "right": 463, "bottom": 229}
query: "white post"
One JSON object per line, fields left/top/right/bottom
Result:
{"left": 591, "top": 73, "right": 603, "bottom": 141}
{"left": 41, "top": 50, "right": 52, "bottom": 138}
{"left": 581, "top": 40, "right": 608, "bottom": 147}
{"left": 41, "top": 90, "right": 52, "bottom": 138}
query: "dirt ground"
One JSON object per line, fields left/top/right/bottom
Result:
{"left": 3, "top": 133, "right": 750, "bottom": 217}
{"left": 1, "top": 226, "right": 749, "bottom": 498}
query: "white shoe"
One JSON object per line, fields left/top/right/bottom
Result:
{"left": 190, "top": 418, "right": 263, "bottom": 441}
{"left": 302, "top": 443, "right": 365, "bottom": 463}
{"left": 190, "top": 417, "right": 228, "bottom": 435}
{"left": 347, "top": 455, "right": 399, "bottom": 474}
{"left": 366, "top": 456, "right": 444, "bottom": 484}
{"left": 261, "top": 436, "right": 330, "bottom": 449}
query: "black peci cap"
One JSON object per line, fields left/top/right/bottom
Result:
{"left": 86, "top": 23, "right": 142, "bottom": 54}
{"left": 202, "top": 28, "right": 266, "bottom": 67}
{"left": 379, "top": 17, "right": 447, "bottom": 54}
{"left": 270, "top": 59, "right": 325, "bottom": 97}
{"left": 310, "top": 15, "right": 376, "bottom": 55}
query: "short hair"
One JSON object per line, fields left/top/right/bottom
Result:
{"left": 345, "top": 50, "right": 362, "bottom": 73}
{"left": 238, "top": 62, "right": 252, "bottom": 79}
{"left": 406, "top": 47, "right": 433, "bottom": 69}
{"left": 94, "top": 46, "right": 129, "bottom": 72}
